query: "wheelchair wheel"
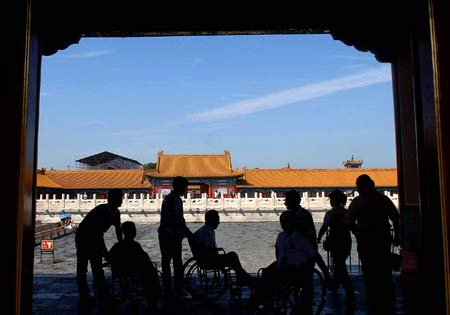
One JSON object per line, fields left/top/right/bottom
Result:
{"left": 312, "top": 267, "right": 326, "bottom": 315}
{"left": 183, "top": 257, "right": 227, "bottom": 302}
{"left": 274, "top": 267, "right": 326, "bottom": 315}
{"left": 111, "top": 275, "right": 146, "bottom": 310}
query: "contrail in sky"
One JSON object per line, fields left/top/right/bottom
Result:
{"left": 66, "top": 50, "right": 112, "bottom": 59}
{"left": 187, "top": 66, "right": 391, "bottom": 123}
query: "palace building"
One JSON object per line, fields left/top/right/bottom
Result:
{"left": 37, "top": 150, "right": 397, "bottom": 198}
{"left": 237, "top": 167, "right": 397, "bottom": 197}
{"left": 37, "top": 168, "right": 150, "bottom": 199}
{"left": 145, "top": 150, "right": 243, "bottom": 198}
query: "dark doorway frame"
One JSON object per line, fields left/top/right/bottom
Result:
{"left": 3, "top": 2, "right": 449, "bottom": 314}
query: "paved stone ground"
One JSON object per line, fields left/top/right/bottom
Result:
{"left": 33, "top": 223, "right": 362, "bottom": 275}
{"left": 32, "top": 271, "right": 408, "bottom": 315}
{"left": 32, "top": 222, "right": 409, "bottom": 314}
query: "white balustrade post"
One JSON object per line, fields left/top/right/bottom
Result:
{"left": 203, "top": 193, "right": 207, "bottom": 211}
{"left": 272, "top": 192, "right": 276, "bottom": 209}
{"left": 221, "top": 193, "right": 225, "bottom": 210}
{"left": 254, "top": 192, "right": 259, "bottom": 210}
{"left": 93, "top": 194, "right": 97, "bottom": 206}
{"left": 77, "top": 194, "right": 81, "bottom": 211}
{"left": 156, "top": 193, "right": 161, "bottom": 211}
{"left": 45, "top": 194, "right": 49, "bottom": 211}
{"left": 187, "top": 193, "right": 192, "bottom": 211}
{"left": 124, "top": 193, "right": 129, "bottom": 210}
{"left": 62, "top": 194, "right": 65, "bottom": 209}
{"left": 61, "top": 194, "right": 66, "bottom": 210}
{"left": 238, "top": 192, "right": 242, "bottom": 210}
{"left": 140, "top": 193, "right": 144, "bottom": 210}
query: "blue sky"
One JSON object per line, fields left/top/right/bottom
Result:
{"left": 38, "top": 34, "right": 396, "bottom": 170}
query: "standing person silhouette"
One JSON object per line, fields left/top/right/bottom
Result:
{"left": 75, "top": 188, "right": 123, "bottom": 308}
{"left": 284, "top": 189, "right": 330, "bottom": 315}
{"left": 158, "top": 176, "right": 190, "bottom": 298}
{"left": 344, "top": 174, "right": 400, "bottom": 315}
{"left": 318, "top": 190, "right": 355, "bottom": 314}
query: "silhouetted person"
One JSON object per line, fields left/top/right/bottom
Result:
{"left": 190, "top": 210, "right": 252, "bottom": 286}
{"left": 158, "top": 176, "right": 190, "bottom": 298}
{"left": 109, "top": 221, "right": 162, "bottom": 305}
{"left": 344, "top": 174, "right": 400, "bottom": 315}
{"left": 284, "top": 189, "right": 330, "bottom": 315}
{"left": 318, "top": 190, "right": 355, "bottom": 314}
{"left": 75, "top": 188, "right": 123, "bottom": 307}
{"left": 248, "top": 211, "right": 319, "bottom": 310}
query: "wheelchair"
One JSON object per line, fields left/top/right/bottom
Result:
{"left": 104, "top": 260, "right": 162, "bottom": 311}
{"left": 255, "top": 266, "right": 326, "bottom": 315}
{"left": 183, "top": 250, "right": 243, "bottom": 303}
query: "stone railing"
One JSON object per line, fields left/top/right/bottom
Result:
{"left": 36, "top": 192, "right": 398, "bottom": 220}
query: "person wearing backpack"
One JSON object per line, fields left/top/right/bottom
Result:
{"left": 318, "top": 190, "right": 355, "bottom": 314}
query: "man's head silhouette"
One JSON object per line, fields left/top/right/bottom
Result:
{"left": 284, "top": 190, "right": 301, "bottom": 210}
{"left": 356, "top": 174, "right": 375, "bottom": 194}
{"left": 205, "top": 210, "right": 220, "bottom": 229}
{"left": 329, "top": 190, "right": 347, "bottom": 207}
{"left": 107, "top": 189, "right": 123, "bottom": 209}
{"left": 121, "top": 221, "right": 137, "bottom": 240}
{"left": 172, "top": 176, "right": 188, "bottom": 196}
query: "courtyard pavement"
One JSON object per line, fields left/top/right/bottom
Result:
{"left": 32, "top": 271, "right": 410, "bottom": 315}
{"left": 32, "top": 223, "right": 411, "bottom": 314}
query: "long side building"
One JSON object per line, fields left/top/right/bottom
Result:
{"left": 37, "top": 151, "right": 397, "bottom": 198}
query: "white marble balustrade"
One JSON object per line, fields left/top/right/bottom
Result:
{"left": 36, "top": 191, "right": 398, "bottom": 213}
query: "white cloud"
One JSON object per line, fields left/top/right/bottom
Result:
{"left": 66, "top": 50, "right": 112, "bottom": 59}
{"left": 342, "top": 63, "right": 369, "bottom": 70}
{"left": 187, "top": 67, "right": 391, "bottom": 123}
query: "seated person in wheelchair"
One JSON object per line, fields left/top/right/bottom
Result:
{"left": 190, "top": 210, "right": 252, "bottom": 286}
{"left": 109, "top": 221, "right": 162, "bottom": 303}
{"left": 248, "top": 210, "right": 319, "bottom": 310}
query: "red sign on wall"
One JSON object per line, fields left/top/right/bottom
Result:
{"left": 41, "top": 240, "right": 54, "bottom": 251}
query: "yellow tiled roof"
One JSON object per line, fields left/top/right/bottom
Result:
{"left": 42, "top": 169, "right": 150, "bottom": 189}
{"left": 36, "top": 167, "right": 397, "bottom": 189}
{"left": 36, "top": 173, "right": 62, "bottom": 188}
{"left": 237, "top": 168, "right": 397, "bottom": 188}
{"left": 151, "top": 151, "right": 243, "bottom": 178}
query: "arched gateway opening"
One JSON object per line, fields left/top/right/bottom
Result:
{"left": 3, "top": 2, "right": 449, "bottom": 315}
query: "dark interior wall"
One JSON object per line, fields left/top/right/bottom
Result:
{"left": 2, "top": 1, "right": 449, "bottom": 315}
{"left": 392, "top": 49, "right": 422, "bottom": 253}
{"left": 391, "top": 1, "right": 448, "bottom": 313}
{"left": 2, "top": 1, "right": 40, "bottom": 314}
{"left": 430, "top": 0, "right": 450, "bottom": 312}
